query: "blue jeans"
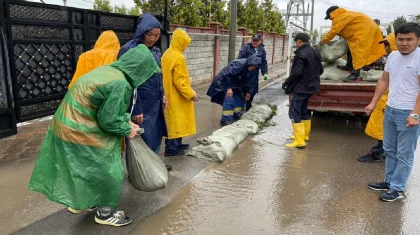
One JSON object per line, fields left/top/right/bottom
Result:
{"left": 165, "top": 138, "right": 182, "bottom": 152}
{"left": 383, "top": 106, "right": 420, "bottom": 191}
{"left": 221, "top": 89, "right": 244, "bottom": 123}
{"left": 289, "top": 93, "right": 312, "bottom": 123}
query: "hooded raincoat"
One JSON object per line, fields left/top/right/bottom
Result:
{"left": 68, "top": 31, "right": 120, "bottom": 89}
{"left": 322, "top": 8, "right": 386, "bottom": 70}
{"left": 118, "top": 13, "right": 167, "bottom": 153}
{"left": 365, "top": 33, "right": 396, "bottom": 140}
{"left": 28, "top": 45, "right": 160, "bottom": 209}
{"left": 237, "top": 43, "right": 268, "bottom": 95}
{"left": 162, "top": 29, "right": 196, "bottom": 139}
{"left": 207, "top": 54, "right": 262, "bottom": 106}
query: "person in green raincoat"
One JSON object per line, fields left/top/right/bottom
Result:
{"left": 28, "top": 44, "right": 160, "bottom": 227}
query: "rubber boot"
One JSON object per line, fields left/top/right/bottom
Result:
{"left": 289, "top": 120, "right": 311, "bottom": 141}
{"left": 285, "top": 123, "right": 306, "bottom": 149}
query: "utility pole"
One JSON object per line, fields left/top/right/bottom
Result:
{"left": 310, "top": 0, "right": 314, "bottom": 42}
{"left": 63, "top": 0, "right": 67, "bottom": 6}
{"left": 228, "top": 0, "right": 237, "bottom": 63}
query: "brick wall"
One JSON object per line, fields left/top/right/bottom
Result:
{"left": 169, "top": 24, "right": 288, "bottom": 85}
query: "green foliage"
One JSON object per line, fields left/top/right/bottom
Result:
{"left": 114, "top": 5, "right": 128, "bottom": 14}
{"left": 131, "top": 0, "right": 285, "bottom": 33}
{"left": 93, "top": 0, "right": 113, "bottom": 12}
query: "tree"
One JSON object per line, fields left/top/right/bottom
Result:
{"left": 243, "top": 0, "right": 263, "bottom": 33}
{"left": 261, "top": 0, "right": 274, "bottom": 32}
{"left": 128, "top": 6, "right": 141, "bottom": 16}
{"left": 114, "top": 5, "right": 128, "bottom": 14}
{"left": 312, "top": 28, "right": 319, "bottom": 42}
{"left": 237, "top": 0, "right": 246, "bottom": 28}
{"left": 391, "top": 16, "right": 407, "bottom": 31}
{"left": 93, "top": 0, "right": 112, "bottom": 12}
{"left": 172, "top": 0, "right": 203, "bottom": 26}
{"left": 200, "top": 0, "right": 228, "bottom": 28}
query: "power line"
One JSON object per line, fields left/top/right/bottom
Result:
{"left": 315, "top": 0, "right": 416, "bottom": 17}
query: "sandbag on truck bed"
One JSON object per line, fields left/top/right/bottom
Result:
{"left": 314, "top": 39, "right": 348, "bottom": 63}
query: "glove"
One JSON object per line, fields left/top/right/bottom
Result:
{"left": 263, "top": 74, "right": 269, "bottom": 80}
{"left": 282, "top": 82, "right": 288, "bottom": 90}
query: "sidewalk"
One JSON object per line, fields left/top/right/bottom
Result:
{"left": 0, "top": 61, "right": 287, "bottom": 235}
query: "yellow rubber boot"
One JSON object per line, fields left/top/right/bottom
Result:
{"left": 286, "top": 123, "right": 306, "bottom": 148}
{"left": 290, "top": 120, "right": 311, "bottom": 141}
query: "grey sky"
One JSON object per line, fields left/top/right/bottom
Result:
{"left": 39, "top": 0, "right": 420, "bottom": 33}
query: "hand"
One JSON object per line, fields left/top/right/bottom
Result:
{"left": 319, "top": 40, "right": 325, "bottom": 45}
{"left": 364, "top": 103, "right": 376, "bottom": 115}
{"left": 226, "top": 88, "right": 233, "bottom": 98}
{"left": 406, "top": 116, "right": 419, "bottom": 128}
{"left": 281, "top": 82, "right": 288, "bottom": 90}
{"left": 191, "top": 93, "right": 199, "bottom": 102}
{"left": 245, "top": 93, "right": 251, "bottom": 101}
{"left": 128, "top": 126, "right": 139, "bottom": 139}
{"left": 263, "top": 74, "right": 269, "bottom": 80}
{"left": 129, "top": 121, "right": 139, "bottom": 129}
{"left": 163, "top": 96, "right": 168, "bottom": 109}
{"left": 131, "top": 114, "right": 144, "bottom": 124}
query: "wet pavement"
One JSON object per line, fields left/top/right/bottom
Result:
{"left": 3, "top": 64, "right": 420, "bottom": 234}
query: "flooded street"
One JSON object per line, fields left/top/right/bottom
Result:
{"left": 133, "top": 83, "right": 420, "bottom": 235}
{"left": 7, "top": 82, "right": 420, "bottom": 235}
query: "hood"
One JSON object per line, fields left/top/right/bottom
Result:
{"left": 246, "top": 54, "right": 262, "bottom": 68}
{"left": 110, "top": 44, "right": 161, "bottom": 88}
{"left": 134, "top": 13, "right": 162, "bottom": 43}
{"left": 94, "top": 30, "right": 120, "bottom": 54}
{"left": 329, "top": 8, "right": 346, "bottom": 20}
{"left": 383, "top": 32, "right": 397, "bottom": 52}
{"left": 170, "top": 28, "right": 191, "bottom": 52}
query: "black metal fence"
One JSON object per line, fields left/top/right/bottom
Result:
{"left": 0, "top": 0, "right": 168, "bottom": 138}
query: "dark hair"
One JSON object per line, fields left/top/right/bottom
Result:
{"left": 395, "top": 22, "right": 420, "bottom": 38}
{"left": 294, "top": 33, "right": 309, "bottom": 43}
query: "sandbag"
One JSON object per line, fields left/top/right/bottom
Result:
{"left": 360, "top": 69, "right": 383, "bottom": 82}
{"left": 249, "top": 104, "right": 273, "bottom": 119}
{"left": 240, "top": 112, "right": 266, "bottom": 122}
{"left": 213, "top": 126, "right": 248, "bottom": 144}
{"left": 127, "top": 136, "right": 169, "bottom": 192}
{"left": 198, "top": 135, "right": 237, "bottom": 157}
{"left": 231, "top": 120, "right": 259, "bottom": 135}
{"left": 188, "top": 143, "right": 226, "bottom": 162}
{"left": 314, "top": 39, "right": 348, "bottom": 63}
{"left": 323, "top": 67, "right": 351, "bottom": 80}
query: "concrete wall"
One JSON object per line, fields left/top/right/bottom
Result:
{"left": 183, "top": 34, "right": 214, "bottom": 85}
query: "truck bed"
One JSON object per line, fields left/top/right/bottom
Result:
{"left": 308, "top": 80, "right": 377, "bottom": 113}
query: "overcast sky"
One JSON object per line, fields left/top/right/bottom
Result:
{"left": 41, "top": 0, "right": 420, "bottom": 33}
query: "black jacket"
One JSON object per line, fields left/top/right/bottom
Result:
{"left": 284, "top": 44, "right": 323, "bottom": 94}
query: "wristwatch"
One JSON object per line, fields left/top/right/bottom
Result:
{"left": 410, "top": 114, "right": 420, "bottom": 120}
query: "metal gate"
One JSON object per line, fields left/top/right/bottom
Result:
{"left": 0, "top": 0, "right": 169, "bottom": 138}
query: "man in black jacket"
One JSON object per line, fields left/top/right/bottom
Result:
{"left": 237, "top": 34, "right": 268, "bottom": 111}
{"left": 282, "top": 33, "right": 323, "bottom": 148}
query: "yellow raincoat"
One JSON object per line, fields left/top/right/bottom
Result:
{"left": 68, "top": 30, "right": 120, "bottom": 89}
{"left": 365, "top": 33, "right": 397, "bottom": 140}
{"left": 162, "top": 28, "right": 196, "bottom": 139}
{"left": 323, "top": 8, "right": 386, "bottom": 70}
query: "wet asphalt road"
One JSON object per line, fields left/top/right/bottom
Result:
{"left": 9, "top": 82, "right": 420, "bottom": 235}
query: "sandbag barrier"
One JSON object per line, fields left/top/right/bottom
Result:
{"left": 187, "top": 104, "right": 277, "bottom": 162}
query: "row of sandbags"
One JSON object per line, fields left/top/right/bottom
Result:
{"left": 187, "top": 104, "right": 273, "bottom": 162}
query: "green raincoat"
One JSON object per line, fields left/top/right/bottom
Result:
{"left": 28, "top": 44, "right": 160, "bottom": 209}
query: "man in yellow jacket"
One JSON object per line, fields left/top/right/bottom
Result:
{"left": 68, "top": 30, "right": 120, "bottom": 89}
{"left": 358, "top": 32, "right": 397, "bottom": 163}
{"left": 161, "top": 28, "right": 198, "bottom": 156}
{"left": 320, "top": 6, "right": 385, "bottom": 82}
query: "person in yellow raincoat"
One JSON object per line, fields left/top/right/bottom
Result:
{"left": 358, "top": 32, "right": 397, "bottom": 163}
{"left": 161, "top": 28, "right": 198, "bottom": 156}
{"left": 320, "top": 6, "right": 385, "bottom": 82}
{"left": 68, "top": 30, "right": 120, "bottom": 89}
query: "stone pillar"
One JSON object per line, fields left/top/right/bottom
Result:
{"left": 238, "top": 27, "right": 248, "bottom": 45}
{"left": 281, "top": 35, "right": 286, "bottom": 62}
{"left": 209, "top": 22, "right": 221, "bottom": 78}
{"left": 270, "top": 32, "right": 276, "bottom": 65}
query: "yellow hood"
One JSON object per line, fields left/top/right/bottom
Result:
{"left": 170, "top": 28, "right": 191, "bottom": 52}
{"left": 384, "top": 32, "right": 397, "bottom": 52}
{"left": 93, "top": 30, "right": 120, "bottom": 54}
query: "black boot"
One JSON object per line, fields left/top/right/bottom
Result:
{"left": 358, "top": 152, "right": 381, "bottom": 163}
{"left": 164, "top": 149, "right": 185, "bottom": 157}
